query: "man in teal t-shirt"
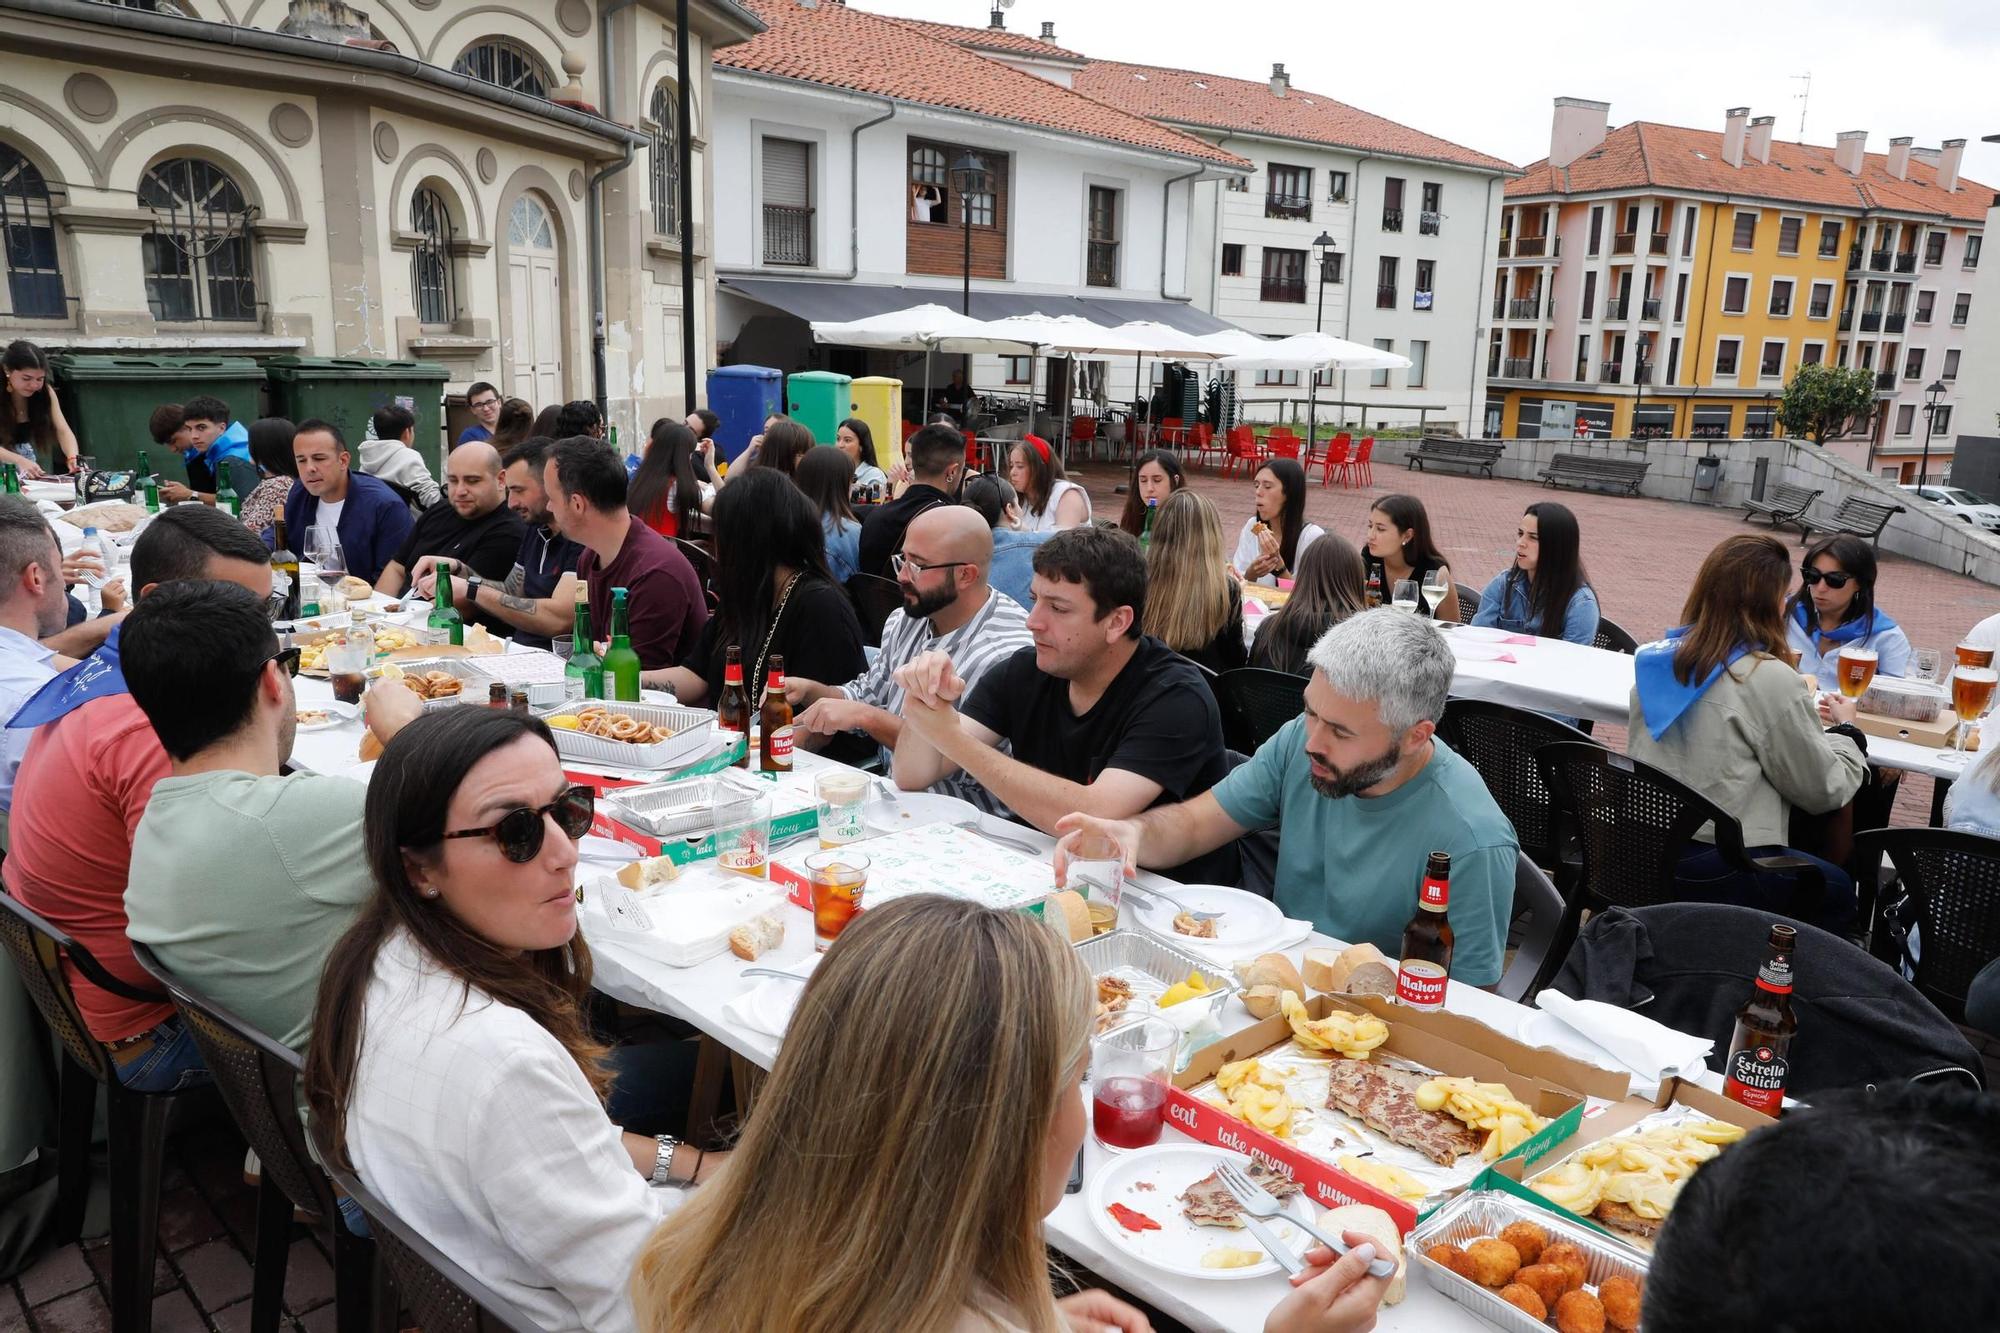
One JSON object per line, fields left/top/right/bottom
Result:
{"left": 1054, "top": 608, "right": 1518, "bottom": 986}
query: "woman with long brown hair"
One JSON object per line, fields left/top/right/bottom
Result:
{"left": 1007, "top": 435, "right": 1091, "bottom": 531}
{"left": 1361, "top": 493, "right": 1456, "bottom": 620}
{"left": 628, "top": 417, "right": 713, "bottom": 539}
{"left": 490, "top": 396, "right": 536, "bottom": 451}
{"left": 1116, "top": 448, "right": 1185, "bottom": 537}
{"left": 632, "top": 896, "right": 1391, "bottom": 1333}
{"left": 3, "top": 340, "right": 76, "bottom": 476}
{"left": 1249, "top": 534, "right": 1368, "bottom": 675}
{"left": 305, "top": 709, "right": 713, "bottom": 1332}
{"left": 1232, "top": 458, "right": 1325, "bottom": 587}
{"left": 1628, "top": 533, "right": 1869, "bottom": 928}
{"left": 1142, "top": 489, "right": 1246, "bottom": 673}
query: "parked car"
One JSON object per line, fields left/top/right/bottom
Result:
{"left": 1901, "top": 484, "right": 2000, "bottom": 532}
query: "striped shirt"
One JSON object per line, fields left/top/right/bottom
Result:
{"left": 841, "top": 589, "right": 1032, "bottom": 814}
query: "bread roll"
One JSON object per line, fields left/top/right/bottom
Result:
{"left": 1233, "top": 952, "right": 1306, "bottom": 999}
{"left": 1241, "top": 985, "right": 1284, "bottom": 1019}
{"left": 336, "top": 575, "right": 373, "bottom": 601}
{"left": 1304, "top": 943, "right": 1397, "bottom": 997}
{"left": 615, "top": 855, "right": 679, "bottom": 891}
{"left": 1045, "top": 890, "right": 1092, "bottom": 943}
{"left": 729, "top": 911, "right": 784, "bottom": 961}
{"left": 1320, "top": 1203, "right": 1406, "bottom": 1305}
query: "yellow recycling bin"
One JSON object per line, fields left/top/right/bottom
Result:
{"left": 849, "top": 376, "right": 905, "bottom": 471}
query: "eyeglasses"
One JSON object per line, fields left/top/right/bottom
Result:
{"left": 263, "top": 646, "right": 303, "bottom": 680}
{"left": 891, "top": 553, "right": 971, "bottom": 578}
{"left": 442, "top": 786, "right": 595, "bottom": 863}
{"left": 1799, "top": 567, "right": 1854, "bottom": 590}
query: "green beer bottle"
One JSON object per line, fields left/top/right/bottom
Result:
{"left": 216, "top": 459, "right": 240, "bottom": 516}
{"left": 137, "top": 450, "right": 160, "bottom": 512}
{"left": 428, "top": 559, "right": 464, "bottom": 646}
{"left": 602, "top": 587, "right": 642, "bottom": 702}
{"left": 565, "top": 587, "right": 604, "bottom": 699}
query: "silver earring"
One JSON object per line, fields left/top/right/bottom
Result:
{"left": 423, "top": 888, "right": 440, "bottom": 899}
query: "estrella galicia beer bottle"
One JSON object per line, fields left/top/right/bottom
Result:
{"left": 1723, "top": 924, "right": 1798, "bottom": 1113}
{"left": 1395, "top": 852, "right": 1454, "bottom": 1009}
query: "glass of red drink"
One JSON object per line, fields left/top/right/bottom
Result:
{"left": 1089, "top": 1014, "right": 1179, "bottom": 1151}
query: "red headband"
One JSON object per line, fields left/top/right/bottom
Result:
{"left": 1025, "top": 434, "right": 1051, "bottom": 464}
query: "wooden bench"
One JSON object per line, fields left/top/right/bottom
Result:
{"left": 1800, "top": 494, "right": 1904, "bottom": 545}
{"left": 1742, "top": 483, "right": 1823, "bottom": 536}
{"left": 1407, "top": 437, "right": 1505, "bottom": 477}
{"left": 1538, "top": 452, "right": 1650, "bottom": 495}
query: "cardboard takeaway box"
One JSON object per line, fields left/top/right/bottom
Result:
{"left": 1169, "top": 993, "right": 1635, "bottom": 1235}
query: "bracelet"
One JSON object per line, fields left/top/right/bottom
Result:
{"left": 650, "top": 1133, "right": 680, "bottom": 1186}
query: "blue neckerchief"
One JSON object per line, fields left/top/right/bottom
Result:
{"left": 1791, "top": 598, "right": 1896, "bottom": 648}
{"left": 185, "top": 420, "right": 252, "bottom": 469}
{"left": 1634, "top": 625, "right": 1752, "bottom": 740}
{"left": 9, "top": 625, "right": 127, "bottom": 729}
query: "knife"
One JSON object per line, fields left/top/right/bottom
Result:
{"left": 1234, "top": 1206, "right": 1305, "bottom": 1277}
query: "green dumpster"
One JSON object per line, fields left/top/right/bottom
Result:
{"left": 50, "top": 354, "right": 266, "bottom": 474}
{"left": 263, "top": 357, "right": 449, "bottom": 479}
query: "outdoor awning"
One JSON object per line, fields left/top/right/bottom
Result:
{"left": 721, "top": 277, "right": 1245, "bottom": 340}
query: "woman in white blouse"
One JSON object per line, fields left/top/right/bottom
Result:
{"left": 1007, "top": 436, "right": 1091, "bottom": 532}
{"left": 1232, "top": 457, "right": 1325, "bottom": 587}
{"left": 306, "top": 709, "right": 714, "bottom": 1333}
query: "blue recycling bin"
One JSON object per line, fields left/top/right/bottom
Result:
{"left": 707, "top": 364, "right": 783, "bottom": 465}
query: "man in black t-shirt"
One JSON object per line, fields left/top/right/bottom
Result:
{"left": 857, "top": 424, "right": 963, "bottom": 579}
{"left": 374, "top": 441, "right": 525, "bottom": 597}
{"left": 892, "top": 524, "right": 1235, "bottom": 884}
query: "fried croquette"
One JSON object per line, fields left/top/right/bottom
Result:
{"left": 1425, "top": 1243, "right": 1478, "bottom": 1282}
{"left": 1599, "top": 1274, "right": 1642, "bottom": 1331}
{"left": 1555, "top": 1288, "right": 1607, "bottom": 1333}
{"left": 1499, "top": 1282, "right": 1548, "bottom": 1320}
{"left": 1515, "top": 1262, "right": 1573, "bottom": 1309}
{"left": 1465, "top": 1237, "right": 1523, "bottom": 1288}
{"left": 1497, "top": 1219, "right": 1548, "bottom": 1266}
{"left": 1541, "top": 1241, "right": 1591, "bottom": 1292}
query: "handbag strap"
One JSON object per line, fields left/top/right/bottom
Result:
{"left": 747, "top": 571, "right": 804, "bottom": 689}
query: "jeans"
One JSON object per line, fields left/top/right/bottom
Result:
{"left": 336, "top": 1194, "right": 372, "bottom": 1238}
{"left": 1675, "top": 843, "right": 1856, "bottom": 935}
{"left": 111, "top": 1017, "right": 212, "bottom": 1093}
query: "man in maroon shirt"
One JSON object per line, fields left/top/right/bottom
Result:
{"left": 546, "top": 436, "right": 707, "bottom": 667}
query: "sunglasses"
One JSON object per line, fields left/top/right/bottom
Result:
{"left": 1799, "top": 567, "right": 1854, "bottom": 590}
{"left": 263, "top": 645, "right": 303, "bottom": 679}
{"left": 442, "top": 786, "right": 595, "bottom": 862}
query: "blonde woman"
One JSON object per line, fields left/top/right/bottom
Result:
{"left": 631, "top": 897, "right": 1390, "bottom": 1333}
{"left": 1142, "top": 490, "right": 1247, "bottom": 674}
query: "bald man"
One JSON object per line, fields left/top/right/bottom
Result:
{"left": 788, "top": 505, "right": 1031, "bottom": 814}
{"left": 375, "top": 440, "right": 528, "bottom": 598}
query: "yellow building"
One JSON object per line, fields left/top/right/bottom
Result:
{"left": 1490, "top": 101, "right": 1987, "bottom": 480}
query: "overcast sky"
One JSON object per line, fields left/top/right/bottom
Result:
{"left": 852, "top": 0, "right": 2000, "bottom": 189}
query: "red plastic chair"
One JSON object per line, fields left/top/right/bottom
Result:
{"left": 1070, "top": 415, "right": 1099, "bottom": 459}
{"left": 1264, "top": 428, "right": 1302, "bottom": 462}
{"left": 901, "top": 419, "right": 918, "bottom": 444}
{"left": 1353, "top": 436, "right": 1376, "bottom": 486}
{"left": 964, "top": 431, "right": 990, "bottom": 472}
{"left": 1181, "top": 422, "right": 1218, "bottom": 469}
{"left": 1319, "top": 436, "right": 1356, "bottom": 488}
{"left": 1158, "top": 417, "right": 1189, "bottom": 449}
{"left": 1306, "top": 430, "right": 1348, "bottom": 475}
{"left": 1220, "top": 425, "right": 1265, "bottom": 478}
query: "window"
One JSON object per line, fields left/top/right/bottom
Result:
{"left": 1260, "top": 247, "right": 1306, "bottom": 303}
{"left": 1666, "top": 336, "right": 1681, "bottom": 384}
{"left": 1758, "top": 340, "right": 1784, "bottom": 378}
{"left": 1916, "top": 290, "right": 1935, "bottom": 323}
{"left": 1320, "top": 250, "right": 1343, "bottom": 284}
{"left": 1587, "top": 206, "right": 1602, "bottom": 256}
{"left": 1944, "top": 348, "right": 1961, "bottom": 380}
{"left": 1714, "top": 337, "right": 1741, "bottom": 378}
{"left": 1691, "top": 404, "right": 1733, "bottom": 439}
{"left": 1904, "top": 347, "right": 1925, "bottom": 379}
{"left": 909, "top": 145, "right": 947, "bottom": 221}
{"left": 1953, "top": 293, "right": 1971, "bottom": 325}
{"left": 1801, "top": 341, "right": 1824, "bottom": 366}
{"left": 1086, "top": 185, "right": 1119, "bottom": 288}
{"left": 1722, "top": 275, "right": 1748, "bottom": 314}
{"left": 1376, "top": 255, "right": 1398, "bottom": 309}
{"left": 1777, "top": 216, "right": 1802, "bottom": 255}
{"left": 1003, "top": 356, "right": 1030, "bottom": 384}
{"left": 1682, "top": 205, "right": 1696, "bottom": 257}
{"left": 1674, "top": 272, "right": 1688, "bottom": 323}
{"left": 1575, "top": 336, "right": 1589, "bottom": 381}
{"left": 1768, "top": 278, "right": 1793, "bottom": 317}
{"left": 648, "top": 83, "right": 682, "bottom": 236}
{"left": 1255, "top": 368, "right": 1300, "bottom": 387}
{"left": 1420, "top": 182, "right": 1441, "bottom": 234}
{"left": 1925, "top": 231, "right": 1947, "bottom": 266}
{"left": 409, "top": 187, "right": 457, "bottom": 325}
{"left": 1407, "top": 338, "right": 1428, "bottom": 387}
{"left": 1819, "top": 219, "right": 1842, "bottom": 258}
{"left": 1382, "top": 177, "right": 1404, "bottom": 231}
{"left": 1265, "top": 163, "right": 1311, "bottom": 220}
{"left": 0, "top": 143, "right": 66, "bottom": 319}
{"left": 1220, "top": 243, "right": 1243, "bottom": 277}
{"left": 1328, "top": 170, "right": 1348, "bottom": 202}
{"left": 138, "top": 156, "right": 257, "bottom": 323}
{"left": 1933, "top": 405, "right": 1952, "bottom": 434}
{"left": 1370, "top": 338, "right": 1393, "bottom": 388}
{"left": 761, "top": 137, "right": 813, "bottom": 266}
{"left": 1966, "top": 235, "right": 1982, "bottom": 268}
{"left": 1225, "top": 172, "right": 1247, "bottom": 193}
{"left": 1413, "top": 258, "right": 1434, "bottom": 309}
{"left": 1895, "top": 403, "right": 1915, "bottom": 435}
{"left": 1580, "top": 271, "right": 1596, "bottom": 320}
{"left": 1731, "top": 211, "right": 1757, "bottom": 250}
{"left": 452, "top": 40, "right": 549, "bottom": 97}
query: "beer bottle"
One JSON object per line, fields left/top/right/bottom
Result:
{"left": 716, "top": 646, "right": 751, "bottom": 767}
{"left": 1723, "top": 924, "right": 1799, "bottom": 1114}
{"left": 1364, "top": 561, "right": 1385, "bottom": 609}
{"left": 489, "top": 682, "right": 510, "bottom": 710}
{"left": 137, "top": 449, "right": 160, "bottom": 512}
{"left": 271, "top": 517, "right": 302, "bottom": 621}
{"left": 1394, "top": 852, "right": 1454, "bottom": 1010}
{"left": 601, "top": 587, "right": 642, "bottom": 702}
{"left": 564, "top": 586, "right": 604, "bottom": 700}
{"left": 428, "top": 559, "right": 464, "bottom": 646}
{"left": 216, "top": 459, "right": 240, "bottom": 516}
{"left": 1140, "top": 499, "right": 1159, "bottom": 548}
{"left": 759, "top": 653, "right": 793, "bottom": 773}
{"left": 510, "top": 689, "right": 531, "bottom": 715}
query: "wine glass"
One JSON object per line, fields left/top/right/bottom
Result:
{"left": 1392, "top": 579, "right": 1420, "bottom": 613}
{"left": 1421, "top": 570, "right": 1451, "bottom": 615}
{"left": 305, "top": 525, "right": 346, "bottom": 583}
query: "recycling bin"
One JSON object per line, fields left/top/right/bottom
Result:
{"left": 706, "top": 364, "right": 782, "bottom": 465}
{"left": 50, "top": 354, "right": 266, "bottom": 473}
{"left": 785, "top": 370, "right": 853, "bottom": 446}
{"left": 263, "top": 356, "right": 449, "bottom": 478}
{"left": 848, "top": 375, "right": 904, "bottom": 470}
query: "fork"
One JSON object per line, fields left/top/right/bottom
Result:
{"left": 1117, "top": 880, "right": 1224, "bottom": 924}
{"left": 1214, "top": 1162, "right": 1399, "bottom": 1279}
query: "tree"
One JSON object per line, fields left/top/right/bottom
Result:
{"left": 1777, "top": 363, "right": 1878, "bottom": 446}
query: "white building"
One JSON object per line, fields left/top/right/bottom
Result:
{"left": 1949, "top": 182, "right": 2000, "bottom": 495}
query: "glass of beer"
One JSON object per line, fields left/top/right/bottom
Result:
{"left": 805, "top": 851, "right": 867, "bottom": 950}
{"left": 712, "top": 791, "right": 773, "bottom": 878}
{"left": 1064, "top": 831, "right": 1126, "bottom": 931}
{"left": 814, "top": 770, "right": 869, "bottom": 848}
{"left": 1952, "top": 667, "right": 1998, "bottom": 751}
{"left": 1957, "top": 642, "right": 1996, "bottom": 671}
{"left": 1836, "top": 645, "right": 1878, "bottom": 699}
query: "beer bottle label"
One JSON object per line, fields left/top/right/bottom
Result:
{"left": 1418, "top": 873, "right": 1450, "bottom": 911}
{"left": 1395, "top": 959, "right": 1448, "bottom": 1009}
{"left": 767, "top": 726, "right": 794, "bottom": 764}
{"left": 1723, "top": 1042, "right": 1789, "bottom": 1113}
{"left": 1754, "top": 952, "right": 1793, "bottom": 994}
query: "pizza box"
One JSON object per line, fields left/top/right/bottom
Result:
{"left": 1853, "top": 708, "right": 1975, "bottom": 750}
{"left": 1168, "top": 994, "right": 1632, "bottom": 1235}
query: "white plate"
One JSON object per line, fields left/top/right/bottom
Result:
{"left": 1443, "top": 625, "right": 1518, "bottom": 644}
{"left": 1086, "top": 1143, "right": 1313, "bottom": 1280}
{"left": 861, "top": 789, "right": 980, "bottom": 834}
{"left": 294, "top": 702, "right": 357, "bottom": 732}
{"left": 1131, "top": 883, "right": 1284, "bottom": 952}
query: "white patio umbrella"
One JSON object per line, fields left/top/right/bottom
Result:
{"left": 809, "top": 305, "right": 1040, "bottom": 450}
{"left": 1195, "top": 327, "right": 1280, "bottom": 359}
{"left": 1219, "top": 332, "right": 1413, "bottom": 445}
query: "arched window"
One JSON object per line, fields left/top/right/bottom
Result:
{"left": 508, "top": 196, "right": 555, "bottom": 252}
{"left": 648, "top": 82, "right": 680, "bottom": 236}
{"left": 138, "top": 157, "right": 257, "bottom": 323}
{"left": 410, "top": 186, "right": 457, "bottom": 325}
{"left": 453, "top": 40, "right": 550, "bottom": 98}
{"left": 0, "top": 143, "right": 66, "bottom": 320}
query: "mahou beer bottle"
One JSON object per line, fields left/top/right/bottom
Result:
{"left": 759, "top": 653, "right": 794, "bottom": 773}
{"left": 1395, "top": 852, "right": 1454, "bottom": 1009}
{"left": 1723, "top": 924, "right": 1799, "bottom": 1113}
{"left": 716, "top": 646, "right": 751, "bottom": 767}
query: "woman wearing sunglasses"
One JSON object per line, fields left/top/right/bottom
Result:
{"left": 1784, "top": 534, "right": 1912, "bottom": 691}
{"left": 306, "top": 708, "right": 713, "bottom": 1333}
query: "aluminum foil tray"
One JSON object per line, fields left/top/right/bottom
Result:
{"left": 537, "top": 699, "right": 719, "bottom": 769}
{"left": 602, "top": 771, "right": 767, "bottom": 839}
{"left": 1410, "top": 1190, "right": 1649, "bottom": 1332}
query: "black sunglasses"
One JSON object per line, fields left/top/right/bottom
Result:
{"left": 1799, "top": 566, "right": 1854, "bottom": 590}
{"left": 263, "top": 645, "right": 303, "bottom": 679}
{"left": 442, "top": 786, "right": 595, "bottom": 863}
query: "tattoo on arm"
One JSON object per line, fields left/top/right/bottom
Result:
{"left": 498, "top": 592, "right": 538, "bottom": 614}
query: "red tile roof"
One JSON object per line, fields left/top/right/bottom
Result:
{"left": 1508, "top": 122, "right": 1992, "bottom": 222}
{"left": 717, "top": 2, "right": 1246, "bottom": 168}
{"left": 879, "top": 15, "right": 1087, "bottom": 65}
{"left": 1070, "top": 60, "right": 1517, "bottom": 174}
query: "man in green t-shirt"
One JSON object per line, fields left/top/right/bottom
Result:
{"left": 1054, "top": 608, "right": 1519, "bottom": 987}
{"left": 122, "top": 582, "right": 421, "bottom": 1051}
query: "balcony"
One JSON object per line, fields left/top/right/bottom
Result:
{"left": 1860, "top": 311, "right": 1883, "bottom": 332}
{"left": 1496, "top": 236, "right": 1510, "bottom": 258}
{"left": 1838, "top": 310, "right": 1854, "bottom": 331}
{"left": 1634, "top": 361, "right": 1654, "bottom": 384}
{"left": 1649, "top": 232, "right": 1670, "bottom": 255}
{"left": 1491, "top": 297, "right": 1505, "bottom": 319}
{"left": 1885, "top": 312, "right": 1906, "bottom": 333}
{"left": 1382, "top": 208, "right": 1404, "bottom": 232}
{"left": 1876, "top": 372, "right": 1896, "bottom": 390}
{"left": 1611, "top": 232, "right": 1636, "bottom": 255}
{"left": 1895, "top": 253, "right": 1917, "bottom": 273}
{"left": 1413, "top": 289, "right": 1434, "bottom": 310}
{"left": 1641, "top": 297, "right": 1662, "bottom": 320}
{"left": 1376, "top": 283, "right": 1398, "bottom": 309}
{"left": 1419, "top": 211, "right": 1442, "bottom": 236}
{"left": 1869, "top": 250, "right": 1892, "bottom": 271}
{"left": 1500, "top": 357, "right": 1541, "bottom": 379}
{"left": 1605, "top": 297, "right": 1629, "bottom": 320}
{"left": 1260, "top": 276, "right": 1306, "bottom": 304}
{"left": 1600, "top": 361, "right": 1623, "bottom": 384}
{"left": 1512, "top": 234, "right": 1547, "bottom": 257}
{"left": 1086, "top": 239, "right": 1118, "bottom": 289}
{"left": 1265, "top": 193, "right": 1312, "bottom": 222}
{"left": 1848, "top": 246, "right": 1864, "bottom": 271}
{"left": 762, "top": 204, "right": 814, "bottom": 266}
{"left": 1507, "top": 297, "right": 1540, "bottom": 319}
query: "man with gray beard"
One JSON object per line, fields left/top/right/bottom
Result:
{"left": 1053, "top": 608, "right": 1517, "bottom": 988}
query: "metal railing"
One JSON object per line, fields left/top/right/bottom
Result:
{"left": 1649, "top": 232, "right": 1670, "bottom": 255}
{"left": 1382, "top": 207, "right": 1404, "bottom": 232}
{"left": 1849, "top": 246, "right": 1864, "bottom": 270}
{"left": 1491, "top": 297, "right": 1505, "bottom": 319}
{"left": 1634, "top": 361, "right": 1654, "bottom": 384}
{"left": 1419, "top": 211, "right": 1442, "bottom": 236}
{"left": 1895, "top": 253, "right": 1917, "bottom": 273}
{"left": 1869, "top": 250, "right": 1892, "bottom": 271}
{"left": 1600, "top": 361, "right": 1623, "bottom": 383}
{"left": 1507, "top": 296, "right": 1540, "bottom": 319}
{"left": 1605, "top": 297, "right": 1629, "bottom": 320}
{"left": 1876, "top": 372, "right": 1896, "bottom": 390}
{"left": 1860, "top": 311, "right": 1882, "bottom": 331}
{"left": 1265, "top": 193, "right": 1312, "bottom": 222}
{"left": 1641, "top": 297, "right": 1662, "bottom": 320}
{"left": 1496, "top": 236, "right": 1510, "bottom": 258}
{"left": 1611, "top": 232, "right": 1636, "bottom": 255}
{"left": 1512, "top": 234, "right": 1547, "bottom": 257}
{"left": 1838, "top": 310, "right": 1854, "bottom": 330}
{"left": 1500, "top": 357, "right": 1543, "bottom": 379}
{"left": 1086, "top": 239, "right": 1118, "bottom": 289}
{"left": 1260, "top": 276, "right": 1306, "bottom": 303}
{"left": 762, "top": 204, "right": 814, "bottom": 266}
{"left": 1376, "top": 283, "right": 1398, "bottom": 308}
{"left": 1885, "top": 312, "right": 1906, "bottom": 333}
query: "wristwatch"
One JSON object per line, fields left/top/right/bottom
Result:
{"left": 650, "top": 1132, "right": 680, "bottom": 1186}
{"left": 464, "top": 574, "right": 483, "bottom": 601}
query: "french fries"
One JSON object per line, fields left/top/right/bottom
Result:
{"left": 1337, "top": 1154, "right": 1431, "bottom": 1203}
{"left": 1281, "top": 991, "right": 1389, "bottom": 1059}
{"left": 1415, "top": 1076, "right": 1548, "bottom": 1161}
{"left": 1528, "top": 1119, "right": 1748, "bottom": 1220}
{"left": 1212, "top": 1059, "right": 1298, "bottom": 1138}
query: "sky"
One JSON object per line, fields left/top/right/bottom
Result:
{"left": 850, "top": 0, "right": 2000, "bottom": 188}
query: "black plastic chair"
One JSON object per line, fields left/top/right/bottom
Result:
{"left": 846, "top": 573, "right": 904, "bottom": 649}
{"left": 131, "top": 943, "right": 384, "bottom": 1333}
{"left": 672, "top": 536, "right": 715, "bottom": 590}
{"left": 0, "top": 889, "right": 187, "bottom": 1333}
{"left": 1498, "top": 853, "right": 1568, "bottom": 1004}
{"left": 1537, "top": 741, "right": 1825, "bottom": 920}
{"left": 1452, "top": 581, "right": 1479, "bottom": 625}
{"left": 1592, "top": 616, "right": 1639, "bottom": 655}
{"left": 1437, "top": 698, "right": 1598, "bottom": 875}
{"left": 1853, "top": 828, "right": 2000, "bottom": 1025}
{"left": 1213, "top": 667, "right": 1307, "bottom": 755}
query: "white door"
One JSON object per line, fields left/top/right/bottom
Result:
{"left": 507, "top": 195, "right": 562, "bottom": 403}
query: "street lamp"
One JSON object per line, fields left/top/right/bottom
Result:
{"left": 1308, "top": 229, "right": 1338, "bottom": 447}
{"left": 1918, "top": 378, "right": 1948, "bottom": 487}
{"left": 951, "top": 151, "right": 987, "bottom": 317}
{"left": 1631, "top": 340, "right": 1650, "bottom": 439}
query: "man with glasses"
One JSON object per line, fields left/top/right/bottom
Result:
{"left": 121, "top": 582, "right": 420, "bottom": 1060}
{"left": 458, "top": 381, "right": 503, "bottom": 445}
{"left": 786, "top": 506, "right": 1029, "bottom": 813}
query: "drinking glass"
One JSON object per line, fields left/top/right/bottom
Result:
{"left": 1090, "top": 1014, "right": 1180, "bottom": 1151}
{"left": 1836, "top": 645, "right": 1878, "bottom": 699}
{"left": 711, "top": 790, "right": 773, "bottom": 878}
{"left": 1957, "top": 642, "right": 1996, "bottom": 672}
{"left": 1421, "top": 571, "right": 1451, "bottom": 612}
{"left": 806, "top": 850, "right": 868, "bottom": 951}
{"left": 1953, "top": 667, "right": 1997, "bottom": 752}
{"left": 305, "top": 525, "right": 346, "bottom": 582}
{"left": 1064, "top": 830, "right": 1126, "bottom": 934}
{"left": 1392, "top": 579, "right": 1420, "bottom": 613}
{"left": 327, "top": 636, "right": 369, "bottom": 705}
{"left": 814, "top": 770, "right": 869, "bottom": 848}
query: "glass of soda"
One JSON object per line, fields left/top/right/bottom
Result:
{"left": 327, "top": 636, "right": 369, "bottom": 705}
{"left": 805, "top": 850, "right": 868, "bottom": 951}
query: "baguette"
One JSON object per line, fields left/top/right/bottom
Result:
{"left": 1045, "top": 890, "right": 1092, "bottom": 943}
{"left": 1304, "top": 943, "right": 1397, "bottom": 997}
{"left": 615, "top": 855, "right": 679, "bottom": 892}
{"left": 1234, "top": 952, "right": 1306, "bottom": 999}
{"left": 1320, "top": 1204, "right": 1405, "bottom": 1304}
{"left": 729, "top": 911, "right": 784, "bottom": 961}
